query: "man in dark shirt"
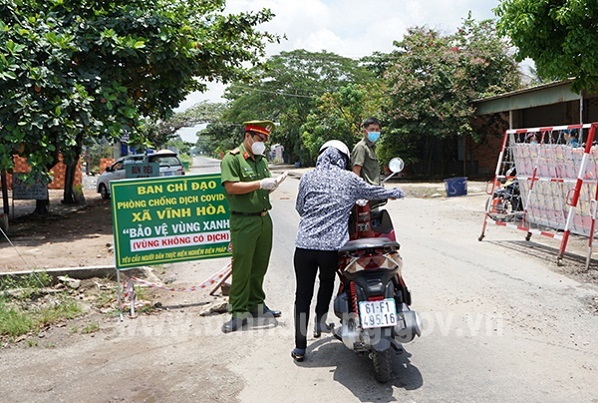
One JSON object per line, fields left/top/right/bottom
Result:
{"left": 351, "top": 117, "right": 382, "bottom": 185}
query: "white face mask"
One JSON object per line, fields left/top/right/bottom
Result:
{"left": 251, "top": 141, "right": 266, "bottom": 155}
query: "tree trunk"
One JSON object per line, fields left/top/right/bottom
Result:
{"left": 62, "top": 162, "right": 78, "bottom": 205}
{"left": 34, "top": 199, "right": 50, "bottom": 215}
{"left": 62, "top": 134, "right": 84, "bottom": 205}
{"left": 1, "top": 172, "right": 9, "bottom": 215}
{"left": 32, "top": 150, "right": 60, "bottom": 216}
{"left": 425, "top": 137, "right": 434, "bottom": 178}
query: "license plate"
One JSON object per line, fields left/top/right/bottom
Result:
{"left": 359, "top": 298, "right": 397, "bottom": 329}
{"left": 163, "top": 171, "right": 173, "bottom": 176}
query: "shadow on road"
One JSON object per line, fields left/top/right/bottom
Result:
{"left": 293, "top": 336, "right": 423, "bottom": 400}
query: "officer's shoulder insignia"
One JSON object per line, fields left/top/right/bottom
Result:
{"left": 229, "top": 148, "right": 240, "bottom": 155}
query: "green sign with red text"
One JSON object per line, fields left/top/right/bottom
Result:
{"left": 110, "top": 174, "right": 231, "bottom": 269}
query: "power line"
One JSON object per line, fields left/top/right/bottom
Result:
{"left": 232, "top": 83, "right": 321, "bottom": 99}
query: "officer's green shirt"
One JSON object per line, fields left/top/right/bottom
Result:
{"left": 220, "top": 144, "right": 272, "bottom": 213}
{"left": 351, "top": 138, "right": 381, "bottom": 185}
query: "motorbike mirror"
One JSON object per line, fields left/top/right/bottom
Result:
{"left": 388, "top": 157, "right": 404, "bottom": 173}
{"left": 382, "top": 157, "right": 405, "bottom": 184}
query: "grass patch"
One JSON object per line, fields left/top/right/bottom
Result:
{"left": 37, "top": 298, "right": 83, "bottom": 326}
{"left": 82, "top": 322, "right": 100, "bottom": 334}
{"left": 0, "top": 272, "right": 85, "bottom": 341}
{"left": 0, "top": 271, "right": 52, "bottom": 291}
{"left": 0, "top": 297, "right": 84, "bottom": 340}
{"left": 0, "top": 305, "right": 35, "bottom": 338}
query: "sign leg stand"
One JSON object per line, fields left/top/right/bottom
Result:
{"left": 128, "top": 277, "right": 137, "bottom": 319}
{"left": 116, "top": 269, "right": 124, "bottom": 322}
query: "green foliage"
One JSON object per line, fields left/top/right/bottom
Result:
{"left": 142, "top": 101, "right": 227, "bottom": 150}
{"left": 302, "top": 83, "right": 384, "bottom": 165}
{"left": 495, "top": 0, "right": 598, "bottom": 93}
{"left": 84, "top": 139, "right": 114, "bottom": 174}
{"left": 220, "top": 50, "right": 376, "bottom": 163}
{"left": 163, "top": 136, "right": 192, "bottom": 157}
{"left": 0, "top": 0, "right": 279, "bottom": 185}
{"left": 36, "top": 298, "right": 82, "bottom": 326}
{"left": 200, "top": 121, "right": 243, "bottom": 157}
{"left": 382, "top": 15, "right": 520, "bottom": 174}
{"left": 174, "top": 102, "right": 227, "bottom": 128}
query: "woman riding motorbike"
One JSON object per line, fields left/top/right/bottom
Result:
{"left": 292, "top": 140, "right": 406, "bottom": 362}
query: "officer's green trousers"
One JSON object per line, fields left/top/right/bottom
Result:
{"left": 229, "top": 213, "right": 273, "bottom": 316}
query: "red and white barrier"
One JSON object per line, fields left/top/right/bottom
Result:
{"left": 480, "top": 123, "right": 598, "bottom": 266}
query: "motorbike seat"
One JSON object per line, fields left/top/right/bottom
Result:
{"left": 339, "top": 237, "right": 400, "bottom": 253}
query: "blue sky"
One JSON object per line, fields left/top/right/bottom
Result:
{"left": 176, "top": 0, "right": 503, "bottom": 140}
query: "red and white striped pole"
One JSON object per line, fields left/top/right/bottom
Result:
{"left": 559, "top": 123, "right": 598, "bottom": 263}
{"left": 479, "top": 129, "right": 509, "bottom": 241}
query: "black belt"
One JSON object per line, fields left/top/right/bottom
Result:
{"left": 231, "top": 210, "right": 269, "bottom": 217}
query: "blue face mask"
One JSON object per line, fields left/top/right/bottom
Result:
{"left": 367, "top": 131, "right": 381, "bottom": 143}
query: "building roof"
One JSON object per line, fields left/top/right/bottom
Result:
{"left": 473, "top": 79, "right": 579, "bottom": 115}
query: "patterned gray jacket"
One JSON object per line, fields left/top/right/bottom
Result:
{"left": 295, "top": 146, "right": 405, "bottom": 251}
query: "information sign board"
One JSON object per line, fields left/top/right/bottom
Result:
{"left": 12, "top": 173, "right": 49, "bottom": 200}
{"left": 110, "top": 174, "right": 231, "bottom": 269}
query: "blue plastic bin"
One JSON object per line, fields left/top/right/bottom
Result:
{"left": 444, "top": 177, "right": 468, "bottom": 197}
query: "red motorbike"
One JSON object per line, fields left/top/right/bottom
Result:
{"left": 333, "top": 158, "right": 421, "bottom": 383}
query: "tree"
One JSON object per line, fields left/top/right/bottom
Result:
{"left": 200, "top": 120, "right": 243, "bottom": 157}
{"left": 219, "top": 50, "right": 375, "bottom": 164}
{"left": 495, "top": 0, "right": 598, "bottom": 93}
{"left": 140, "top": 101, "right": 227, "bottom": 149}
{"left": 382, "top": 16, "right": 520, "bottom": 176}
{"left": 0, "top": 0, "right": 278, "bottom": 212}
{"left": 301, "top": 83, "right": 384, "bottom": 165}
{"left": 174, "top": 102, "right": 227, "bottom": 127}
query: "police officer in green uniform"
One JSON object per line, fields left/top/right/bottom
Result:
{"left": 220, "top": 120, "right": 285, "bottom": 333}
{"left": 351, "top": 117, "right": 382, "bottom": 185}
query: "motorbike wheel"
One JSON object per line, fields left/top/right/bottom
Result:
{"left": 485, "top": 196, "right": 503, "bottom": 222}
{"left": 372, "top": 350, "right": 393, "bottom": 383}
{"left": 485, "top": 196, "right": 513, "bottom": 222}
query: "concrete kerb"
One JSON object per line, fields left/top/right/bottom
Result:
{"left": 0, "top": 265, "right": 152, "bottom": 284}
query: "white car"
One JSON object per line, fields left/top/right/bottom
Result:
{"left": 97, "top": 150, "right": 185, "bottom": 199}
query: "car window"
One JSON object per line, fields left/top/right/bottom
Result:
{"left": 149, "top": 155, "right": 181, "bottom": 166}
{"left": 124, "top": 156, "right": 143, "bottom": 164}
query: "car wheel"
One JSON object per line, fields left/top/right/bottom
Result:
{"left": 99, "top": 184, "right": 110, "bottom": 199}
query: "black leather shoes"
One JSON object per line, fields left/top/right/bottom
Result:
{"left": 222, "top": 316, "right": 248, "bottom": 333}
{"left": 250, "top": 305, "right": 281, "bottom": 318}
{"left": 291, "top": 348, "right": 305, "bottom": 362}
{"left": 314, "top": 317, "right": 331, "bottom": 338}
{"left": 314, "top": 322, "right": 323, "bottom": 338}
